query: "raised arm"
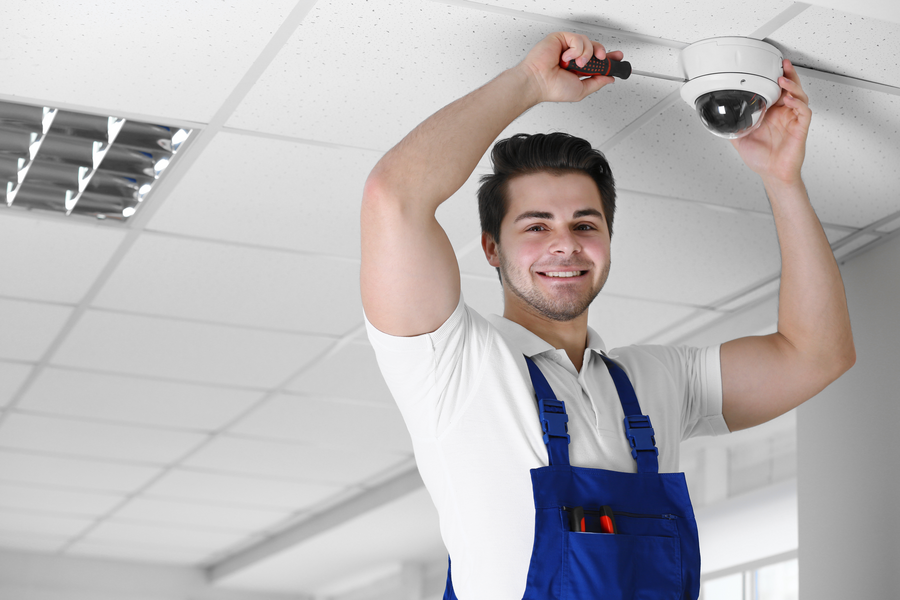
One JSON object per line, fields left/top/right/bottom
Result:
{"left": 360, "top": 33, "right": 621, "bottom": 336}
{"left": 721, "top": 60, "right": 855, "bottom": 431}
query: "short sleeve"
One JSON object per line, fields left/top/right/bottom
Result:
{"left": 364, "top": 295, "right": 494, "bottom": 438}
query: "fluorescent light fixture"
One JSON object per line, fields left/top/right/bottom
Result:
{"left": 0, "top": 99, "right": 192, "bottom": 222}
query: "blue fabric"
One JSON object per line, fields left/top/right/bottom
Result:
{"left": 443, "top": 355, "right": 700, "bottom": 599}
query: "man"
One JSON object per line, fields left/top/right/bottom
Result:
{"left": 360, "top": 32, "right": 854, "bottom": 599}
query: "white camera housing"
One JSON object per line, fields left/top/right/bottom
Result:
{"left": 680, "top": 37, "right": 784, "bottom": 139}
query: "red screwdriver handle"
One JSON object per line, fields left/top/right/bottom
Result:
{"left": 560, "top": 56, "right": 632, "bottom": 79}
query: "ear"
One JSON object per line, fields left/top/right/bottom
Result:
{"left": 482, "top": 232, "right": 500, "bottom": 268}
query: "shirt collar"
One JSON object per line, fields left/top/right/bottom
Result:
{"left": 486, "top": 314, "right": 608, "bottom": 358}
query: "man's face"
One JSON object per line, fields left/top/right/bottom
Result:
{"left": 483, "top": 171, "right": 611, "bottom": 322}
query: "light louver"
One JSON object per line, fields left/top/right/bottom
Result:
{"left": 0, "top": 99, "right": 191, "bottom": 222}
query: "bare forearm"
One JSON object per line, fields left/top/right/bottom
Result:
{"left": 367, "top": 65, "right": 540, "bottom": 212}
{"left": 766, "top": 176, "right": 855, "bottom": 369}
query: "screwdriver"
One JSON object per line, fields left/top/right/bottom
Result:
{"left": 560, "top": 56, "right": 632, "bottom": 79}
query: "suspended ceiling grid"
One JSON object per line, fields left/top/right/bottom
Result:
{"left": 1, "top": 1, "right": 899, "bottom": 598}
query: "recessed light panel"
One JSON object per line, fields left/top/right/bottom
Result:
{"left": 0, "top": 99, "right": 191, "bottom": 222}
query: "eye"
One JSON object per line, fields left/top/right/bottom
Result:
{"left": 526, "top": 224, "right": 547, "bottom": 232}
{"left": 575, "top": 223, "right": 598, "bottom": 231}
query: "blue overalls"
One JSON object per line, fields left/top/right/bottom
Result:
{"left": 444, "top": 355, "right": 701, "bottom": 599}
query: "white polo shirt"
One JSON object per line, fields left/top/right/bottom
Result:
{"left": 365, "top": 297, "right": 729, "bottom": 600}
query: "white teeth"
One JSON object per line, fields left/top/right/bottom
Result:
{"left": 544, "top": 271, "right": 582, "bottom": 278}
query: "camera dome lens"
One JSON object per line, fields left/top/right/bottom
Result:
{"left": 695, "top": 90, "right": 768, "bottom": 139}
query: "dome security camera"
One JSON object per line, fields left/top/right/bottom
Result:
{"left": 680, "top": 37, "right": 784, "bottom": 139}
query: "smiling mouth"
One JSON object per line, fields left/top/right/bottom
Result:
{"left": 538, "top": 270, "right": 588, "bottom": 278}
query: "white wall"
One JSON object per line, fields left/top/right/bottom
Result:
{"left": 797, "top": 232, "right": 900, "bottom": 598}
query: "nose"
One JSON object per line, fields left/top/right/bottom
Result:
{"left": 549, "top": 229, "right": 581, "bottom": 255}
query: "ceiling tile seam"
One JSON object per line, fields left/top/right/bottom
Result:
{"left": 0, "top": 445, "right": 173, "bottom": 470}
{"left": 82, "top": 305, "right": 346, "bottom": 341}
{"left": 3, "top": 407, "right": 230, "bottom": 437}
{"left": 0, "top": 207, "right": 130, "bottom": 231}
{"left": 429, "top": 0, "right": 688, "bottom": 49}
{"left": 38, "top": 363, "right": 271, "bottom": 395}
{"left": 598, "top": 89, "right": 682, "bottom": 153}
{"left": 140, "top": 228, "right": 363, "bottom": 265}
{"left": 0, "top": 293, "right": 76, "bottom": 309}
{"left": 793, "top": 65, "right": 900, "bottom": 96}
{"left": 218, "top": 126, "right": 388, "bottom": 155}
{"left": 53, "top": 321, "right": 369, "bottom": 553}
{"left": 124, "top": 0, "right": 319, "bottom": 233}
{"left": 54, "top": 432, "right": 253, "bottom": 554}
{"left": 0, "top": 92, "right": 207, "bottom": 132}
{"left": 0, "top": 478, "right": 124, "bottom": 498}
{"left": 837, "top": 224, "right": 900, "bottom": 266}
{"left": 748, "top": 2, "right": 812, "bottom": 40}
{"left": 636, "top": 211, "right": 900, "bottom": 344}
{"left": 0, "top": 230, "right": 144, "bottom": 432}
{"left": 206, "top": 467, "right": 424, "bottom": 581}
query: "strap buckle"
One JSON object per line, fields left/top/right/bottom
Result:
{"left": 539, "top": 398, "right": 569, "bottom": 445}
{"left": 623, "top": 414, "right": 658, "bottom": 461}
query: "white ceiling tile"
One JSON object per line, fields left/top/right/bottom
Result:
{"left": 604, "top": 101, "right": 772, "bottom": 213}
{"left": 216, "top": 488, "right": 445, "bottom": 595}
{"left": 0, "top": 413, "right": 207, "bottom": 464}
{"left": 716, "top": 278, "right": 780, "bottom": 312}
{"left": 227, "top": 0, "right": 684, "bottom": 148}
{"left": 0, "top": 508, "right": 93, "bottom": 537}
{"left": 143, "top": 468, "right": 341, "bottom": 511}
{"left": 588, "top": 294, "right": 713, "bottom": 349}
{"left": 0, "top": 450, "right": 162, "bottom": 493}
{"left": 794, "top": 78, "right": 900, "bottom": 228}
{"left": 648, "top": 308, "right": 732, "bottom": 345}
{"left": 477, "top": 0, "right": 796, "bottom": 44}
{"left": 79, "top": 519, "right": 248, "bottom": 551}
{"left": 0, "top": 531, "right": 68, "bottom": 553}
{"left": 182, "top": 434, "right": 410, "bottom": 486}
{"left": 770, "top": 6, "right": 900, "bottom": 87}
{"left": 146, "top": 132, "right": 382, "bottom": 259}
{"left": 65, "top": 539, "right": 212, "bottom": 565}
{"left": 0, "top": 361, "right": 32, "bottom": 407}
{"left": 436, "top": 174, "right": 491, "bottom": 252}
{"left": 0, "top": 482, "right": 123, "bottom": 517}
{"left": 602, "top": 192, "right": 782, "bottom": 306}
{"left": 877, "top": 215, "right": 900, "bottom": 233}
{"left": 92, "top": 233, "right": 363, "bottom": 337}
{"left": 19, "top": 367, "right": 262, "bottom": 431}
{"left": 285, "top": 342, "right": 393, "bottom": 404}
{"left": 832, "top": 233, "right": 882, "bottom": 258}
{"left": 0, "top": 0, "right": 298, "bottom": 121}
{"left": 51, "top": 310, "right": 333, "bottom": 388}
{"left": 0, "top": 216, "right": 126, "bottom": 304}
{"left": 0, "top": 298, "right": 72, "bottom": 362}
{"left": 460, "top": 274, "right": 505, "bottom": 319}
{"left": 229, "top": 394, "right": 413, "bottom": 454}
{"left": 113, "top": 497, "right": 290, "bottom": 533}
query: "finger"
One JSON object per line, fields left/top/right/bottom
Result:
{"left": 779, "top": 73, "right": 809, "bottom": 105}
{"left": 783, "top": 92, "right": 812, "bottom": 130}
{"left": 577, "top": 38, "right": 602, "bottom": 67}
{"left": 559, "top": 33, "right": 592, "bottom": 65}
{"left": 604, "top": 50, "right": 625, "bottom": 62}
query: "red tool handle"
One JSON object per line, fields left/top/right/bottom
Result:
{"left": 560, "top": 56, "right": 632, "bottom": 79}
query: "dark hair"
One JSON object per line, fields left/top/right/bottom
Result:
{"left": 477, "top": 132, "right": 616, "bottom": 246}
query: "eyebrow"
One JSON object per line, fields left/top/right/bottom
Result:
{"left": 513, "top": 208, "right": 604, "bottom": 223}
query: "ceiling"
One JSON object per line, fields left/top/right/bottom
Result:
{"left": 1, "top": 1, "right": 898, "bottom": 599}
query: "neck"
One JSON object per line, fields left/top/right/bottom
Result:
{"left": 504, "top": 303, "right": 590, "bottom": 372}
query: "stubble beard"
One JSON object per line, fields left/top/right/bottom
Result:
{"left": 499, "top": 252, "right": 610, "bottom": 322}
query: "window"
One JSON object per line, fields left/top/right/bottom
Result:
{"left": 701, "top": 556, "right": 798, "bottom": 600}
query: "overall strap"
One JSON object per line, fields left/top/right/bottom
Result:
{"left": 525, "top": 356, "right": 570, "bottom": 467}
{"left": 600, "top": 356, "right": 659, "bottom": 474}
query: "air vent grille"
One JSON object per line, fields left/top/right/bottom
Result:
{"left": 1, "top": 99, "right": 191, "bottom": 222}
